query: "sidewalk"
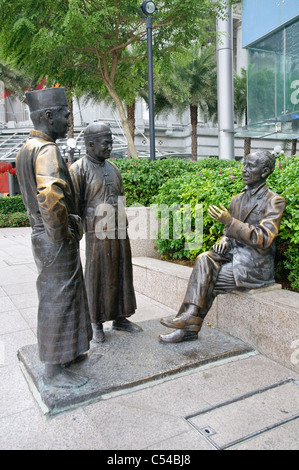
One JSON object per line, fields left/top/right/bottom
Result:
{"left": 0, "top": 227, "right": 298, "bottom": 450}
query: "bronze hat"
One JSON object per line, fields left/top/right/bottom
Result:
{"left": 25, "top": 87, "right": 68, "bottom": 112}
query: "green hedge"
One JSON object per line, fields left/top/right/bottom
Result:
{"left": 0, "top": 194, "right": 26, "bottom": 214}
{"left": 112, "top": 157, "right": 238, "bottom": 207}
{"left": 151, "top": 155, "right": 299, "bottom": 292}
{"left": 0, "top": 212, "right": 30, "bottom": 227}
{"left": 0, "top": 194, "right": 29, "bottom": 227}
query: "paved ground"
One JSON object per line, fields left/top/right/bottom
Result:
{"left": 0, "top": 227, "right": 298, "bottom": 451}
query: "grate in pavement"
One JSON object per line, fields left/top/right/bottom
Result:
{"left": 184, "top": 378, "right": 299, "bottom": 450}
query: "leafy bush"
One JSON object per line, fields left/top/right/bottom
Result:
{"left": 151, "top": 155, "right": 298, "bottom": 292}
{"left": 0, "top": 195, "right": 26, "bottom": 214}
{"left": 112, "top": 157, "right": 195, "bottom": 206}
{"left": 152, "top": 161, "right": 244, "bottom": 261}
{"left": 0, "top": 194, "right": 28, "bottom": 227}
{"left": 113, "top": 156, "right": 240, "bottom": 206}
{"left": 0, "top": 212, "right": 29, "bottom": 227}
{"left": 267, "top": 155, "right": 299, "bottom": 291}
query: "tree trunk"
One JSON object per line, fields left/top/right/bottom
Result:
{"left": 190, "top": 104, "right": 198, "bottom": 161}
{"left": 244, "top": 137, "right": 251, "bottom": 158}
{"left": 243, "top": 107, "right": 251, "bottom": 158}
{"left": 106, "top": 83, "right": 138, "bottom": 159}
{"left": 66, "top": 83, "right": 74, "bottom": 139}
{"left": 65, "top": 83, "right": 75, "bottom": 165}
{"left": 127, "top": 101, "right": 136, "bottom": 159}
{"left": 291, "top": 138, "right": 297, "bottom": 156}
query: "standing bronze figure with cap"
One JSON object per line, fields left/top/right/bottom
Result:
{"left": 159, "top": 150, "right": 286, "bottom": 343}
{"left": 69, "top": 122, "right": 142, "bottom": 343}
{"left": 16, "top": 87, "right": 92, "bottom": 388}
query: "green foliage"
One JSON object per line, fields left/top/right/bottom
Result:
{"left": 0, "top": 212, "right": 29, "bottom": 228}
{"left": 267, "top": 155, "right": 299, "bottom": 291}
{"left": 112, "top": 157, "right": 200, "bottom": 206}
{"left": 0, "top": 0, "right": 224, "bottom": 111}
{"left": 0, "top": 195, "right": 26, "bottom": 214}
{"left": 115, "top": 155, "right": 298, "bottom": 292}
{"left": 151, "top": 159, "right": 243, "bottom": 260}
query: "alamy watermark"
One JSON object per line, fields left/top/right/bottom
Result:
{"left": 94, "top": 197, "right": 203, "bottom": 251}
{"left": 290, "top": 339, "right": 299, "bottom": 366}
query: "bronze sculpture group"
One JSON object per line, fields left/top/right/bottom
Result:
{"left": 16, "top": 87, "right": 286, "bottom": 389}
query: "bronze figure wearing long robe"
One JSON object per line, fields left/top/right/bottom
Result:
{"left": 16, "top": 130, "right": 92, "bottom": 364}
{"left": 69, "top": 154, "right": 137, "bottom": 324}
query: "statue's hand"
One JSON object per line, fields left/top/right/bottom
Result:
{"left": 208, "top": 204, "right": 232, "bottom": 226}
{"left": 212, "top": 239, "right": 229, "bottom": 254}
{"left": 67, "top": 226, "right": 76, "bottom": 242}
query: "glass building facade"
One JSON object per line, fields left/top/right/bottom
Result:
{"left": 240, "top": 0, "right": 299, "bottom": 139}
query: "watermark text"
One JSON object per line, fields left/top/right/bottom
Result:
{"left": 94, "top": 198, "right": 203, "bottom": 251}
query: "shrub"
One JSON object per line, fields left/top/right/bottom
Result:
{"left": 0, "top": 212, "right": 29, "bottom": 227}
{"left": 151, "top": 155, "right": 299, "bottom": 292}
{"left": 0, "top": 195, "right": 26, "bottom": 214}
{"left": 152, "top": 161, "right": 244, "bottom": 261}
{"left": 113, "top": 156, "right": 240, "bottom": 206}
{"left": 267, "top": 155, "right": 299, "bottom": 291}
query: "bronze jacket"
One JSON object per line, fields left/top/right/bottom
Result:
{"left": 16, "top": 130, "right": 77, "bottom": 243}
{"left": 223, "top": 183, "right": 286, "bottom": 288}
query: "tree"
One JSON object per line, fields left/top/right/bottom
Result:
{"left": 0, "top": 62, "right": 41, "bottom": 123}
{"left": 152, "top": 43, "right": 217, "bottom": 160}
{"left": 0, "top": 0, "right": 225, "bottom": 158}
{"left": 234, "top": 67, "right": 251, "bottom": 157}
{"left": 0, "top": 63, "right": 34, "bottom": 99}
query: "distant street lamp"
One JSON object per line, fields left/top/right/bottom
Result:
{"left": 67, "top": 137, "right": 76, "bottom": 165}
{"left": 140, "top": 1, "right": 158, "bottom": 161}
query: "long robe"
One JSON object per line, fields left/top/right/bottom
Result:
{"left": 16, "top": 130, "right": 92, "bottom": 364}
{"left": 69, "top": 155, "right": 137, "bottom": 324}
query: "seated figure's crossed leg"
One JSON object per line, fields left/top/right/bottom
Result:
{"left": 159, "top": 250, "right": 237, "bottom": 343}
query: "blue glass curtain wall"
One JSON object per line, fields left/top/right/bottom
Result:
{"left": 247, "top": 19, "right": 299, "bottom": 130}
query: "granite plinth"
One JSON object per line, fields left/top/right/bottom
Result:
{"left": 18, "top": 319, "right": 254, "bottom": 415}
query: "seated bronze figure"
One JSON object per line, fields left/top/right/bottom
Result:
{"left": 159, "top": 150, "right": 286, "bottom": 343}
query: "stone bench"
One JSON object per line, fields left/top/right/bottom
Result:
{"left": 132, "top": 257, "right": 299, "bottom": 373}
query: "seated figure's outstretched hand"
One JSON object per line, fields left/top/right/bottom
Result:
{"left": 208, "top": 204, "right": 232, "bottom": 226}
{"left": 212, "top": 239, "right": 229, "bottom": 254}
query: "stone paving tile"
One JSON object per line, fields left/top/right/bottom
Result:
{"left": 0, "top": 308, "right": 30, "bottom": 334}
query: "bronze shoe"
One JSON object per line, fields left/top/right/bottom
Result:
{"left": 160, "top": 313, "right": 203, "bottom": 332}
{"left": 159, "top": 329, "right": 198, "bottom": 343}
{"left": 113, "top": 317, "right": 143, "bottom": 333}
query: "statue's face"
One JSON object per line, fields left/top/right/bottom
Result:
{"left": 49, "top": 106, "right": 70, "bottom": 140}
{"left": 88, "top": 133, "right": 113, "bottom": 161}
{"left": 242, "top": 153, "right": 268, "bottom": 188}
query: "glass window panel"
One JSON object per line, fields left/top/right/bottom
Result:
{"left": 247, "top": 20, "right": 299, "bottom": 126}
{"left": 247, "top": 48, "right": 277, "bottom": 123}
{"left": 285, "top": 21, "right": 299, "bottom": 117}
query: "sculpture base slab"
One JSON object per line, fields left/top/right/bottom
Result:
{"left": 18, "top": 320, "right": 255, "bottom": 415}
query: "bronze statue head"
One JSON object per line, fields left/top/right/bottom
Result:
{"left": 84, "top": 122, "right": 113, "bottom": 162}
{"left": 242, "top": 150, "right": 275, "bottom": 189}
{"left": 26, "top": 87, "right": 70, "bottom": 141}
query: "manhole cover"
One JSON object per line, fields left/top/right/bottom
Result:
{"left": 184, "top": 378, "right": 299, "bottom": 450}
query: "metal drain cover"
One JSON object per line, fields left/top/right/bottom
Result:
{"left": 185, "top": 378, "right": 299, "bottom": 450}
